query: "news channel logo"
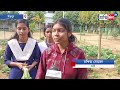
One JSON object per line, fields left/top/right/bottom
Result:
{"left": 98, "top": 12, "right": 118, "bottom": 20}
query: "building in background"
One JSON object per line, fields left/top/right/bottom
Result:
{"left": 43, "top": 11, "right": 55, "bottom": 26}
{"left": 0, "top": 11, "right": 55, "bottom": 31}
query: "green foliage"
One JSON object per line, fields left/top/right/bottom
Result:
{"left": 117, "top": 66, "right": 120, "bottom": 74}
{"left": 0, "top": 48, "right": 10, "bottom": 74}
{"left": 65, "top": 11, "right": 80, "bottom": 25}
{"left": 21, "top": 67, "right": 31, "bottom": 79}
{"left": 88, "top": 68, "right": 93, "bottom": 72}
{"left": 80, "top": 45, "right": 98, "bottom": 58}
{"left": 53, "top": 11, "right": 63, "bottom": 22}
{"left": 53, "top": 11, "right": 80, "bottom": 32}
{"left": 25, "top": 11, "right": 45, "bottom": 23}
{"left": 1, "top": 64, "right": 10, "bottom": 74}
{"left": 29, "top": 22, "right": 35, "bottom": 34}
{"left": 0, "top": 44, "right": 10, "bottom": 74}
{"left": 115, "top": 56, "right": 120, "bottom": 74}
{"left": 0, "top": 40, "right": 7, "bottom": 46}
{"left": 0, "top": 40, "right": 7, "bottom": 64}
{"left": 115, "top": 54, "right": 120, "bottom": 59}
{"left": 35, "top": 11, "right": 45, "bottom": 23}
{"left": 79, "top": 11, "right": 91, "bottom": 25}
{"left": 89, "top": 72, "right": 100, "bottom": 79}
{"left": 111, "top": 29, "right": 119, "bottom": 39}
{"left": 0, "top": 48, "right": 4, "bottom": 64}
{"left": 101, "top": 48, "right": 116, "bottom": 59}
{"left": 79, "top": 45, "right": 119, "bottom": 59}
{"left": 25, "top": 11, "right": 35, "bottom": 22}
{"left": 51, "top": 11, "right": 119, "bottom": 34}
{"left": 115, "top": 11, "right": 120, "bottom": 26}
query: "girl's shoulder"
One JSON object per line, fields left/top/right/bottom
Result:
{"left": 70, "top": 45, "right": 85, "bottom": 57}
{"left": 44, "top": 44, "right": 55, "bottom": 54}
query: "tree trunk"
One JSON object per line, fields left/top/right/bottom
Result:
{"left": 98, "top": 25, "right": 102, "bottom": 59}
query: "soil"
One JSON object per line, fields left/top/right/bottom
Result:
{"left": 0, "top": 70, "right": 8, "bottom": 79}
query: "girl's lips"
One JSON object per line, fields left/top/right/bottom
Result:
{"left": 54, "top": 38, "right": 60, "bottom": 41}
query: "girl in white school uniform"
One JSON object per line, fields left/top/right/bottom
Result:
{"left": 4, "top": 19, "right": 41, "bottom": 79}
{"left": 38, "top": 24, "right": 54, "bottom": 53}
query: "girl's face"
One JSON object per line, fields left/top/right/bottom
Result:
{"left": 44, "top": 28, "right": 53, "bottom": 41}
{"left": 16, "top": 23, "right": 29, "bottom": 38}
{"left": 52, "top": 23, "right": 70, "bottom": 44}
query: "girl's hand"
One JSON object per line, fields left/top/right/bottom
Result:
{"left": 27, "top": 65, "right": 34, "bottom": 71}
{"left": 16, "top": 62, "right": 27, "bottom": 70}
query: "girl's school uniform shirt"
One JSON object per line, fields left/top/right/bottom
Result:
{"left": 4, "top": 39, "right": 41, "bottom": 79}
{"left": 38, "top": 41, "right": 48, "bottom": 53}
{"left": 38, "top": 40, "right": 53, "bottom": 53}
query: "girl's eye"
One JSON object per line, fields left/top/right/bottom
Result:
{"left": 59, "top": 28, "right": 65, "bottom": 32}
{"left": 23, "top": 28, "right": 27, "bottom": 30}
{"left": 46, "top": 31, "right": 52, "bottom": 33}
{"left": 17, "top": 27, "right": 27, "bottom": 30}
{"left": 52, "top": 28, "right": 66, "bottom": 32}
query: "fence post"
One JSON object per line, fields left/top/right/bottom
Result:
{"left": 98, "top": 26, "right": 102, "bottom": 59}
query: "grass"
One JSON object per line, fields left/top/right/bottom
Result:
{"left": 89, "top": 72, "right": 100, "bottom": 79}
{"left": 0, "top": 64, "right": 10, "bottom": 74}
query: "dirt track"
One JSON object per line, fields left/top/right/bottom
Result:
{"left": 73, "top": 33, "right": 120, "bottom": 54}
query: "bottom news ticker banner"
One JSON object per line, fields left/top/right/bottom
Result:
{"left": 71, "top": 59, "right": 114, "bottom": 68}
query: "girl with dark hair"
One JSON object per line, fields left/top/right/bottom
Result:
{"left": 36, "top": 18, "right": 87, "bottom": 79}
{"left": 38, "top": 24, "right": 54, "bottom": 53}
{"left": 4, "top": 19, "right": 41, "bottom": 79}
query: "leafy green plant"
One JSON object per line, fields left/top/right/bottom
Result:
{"left": 88, "top": 68, "right": 93, "bottom": 72}
{"left": 80, "top": 45, "right": 98, "bottom": 59}
{"left": 29, "top": 22, "right": 36, "bottom": 34}
{"left": 117, "top": 66, "right": 120, "bottom": 74}
{"left": 21, "top": 66, "right": 31, "bottom": 79}
{"left": 115, "top": 58, "right": 120, "bottom": 74}
{"left": 89, "top": 72, "right": 100, "bottom": 79}
{"left": 0, "top": 40, "right": 7, "bottom": 46}
{"left": 1, "top": 64, "right": 10, "bottom": 74}
{"left": 79, "top": 45, "right": 118, "bottom": 60}
{"left": 111, "top": 30, "right": 119, "bottom": 39}
{"left": 0, "top": 49, "right": 4, "bottom": 64}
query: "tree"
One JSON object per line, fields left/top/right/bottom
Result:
{"left": 53, "top": 11, "right": 63, "bottom": 22}
{"left": 32, "top": 11, "right": 45, "bottom": 23}
{"left": 78, "top": 11, "right": 91, "bottom": 25}
{"left": 78, "top": 11, "right": 92, "bottom": 32}
{"left": 25, "top": 11, "right": 35, "bottom": 22}
{"left": 116, "top": 11, "right": 120, "bottom": 26}
{"left": 25, "top": 11, "right": 45, "bottom": 23}
{"left": 25, "top": 11, "right": 45, "bottom": 33}
{"left": 65, "top": 11, "right": 80, "bottom": 25}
